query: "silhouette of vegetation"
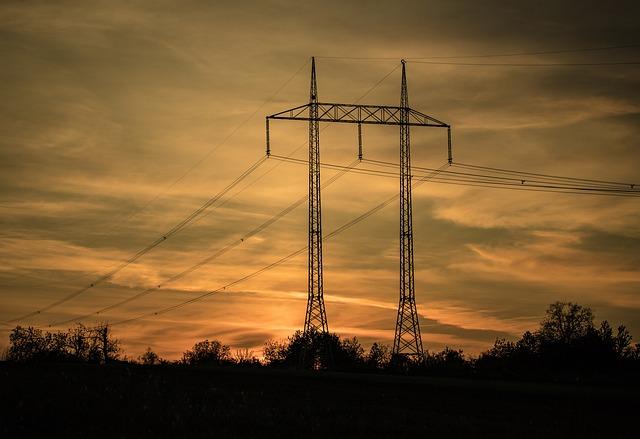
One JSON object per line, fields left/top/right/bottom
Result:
{"left": 181, "top": 339, "right": 232, "bottom": 366}
{"left": 476, "top": 302, "right": 640, "bottom": 381}
{"left": 138, "top": 347, "right": 164, "bottom": 365}
{"left": 233, "top": 348, "right": 260, "bottom": 366}
{"left": 263, "top": 330, "right": 366, "bottom": 370}
{"left": 258, "top": 302, "right": 639, "bottom": 381}
{"left": 7, "top": 324, "right": 120, "bottom": 363}
{"left": 2, "top": 302, "right": 639, "bottom": 437}
{"left": 365, "top": 342, "right": 391, "bottom": 369}
{"left": 4, "top": 302, "right": 639, "bottom": 384}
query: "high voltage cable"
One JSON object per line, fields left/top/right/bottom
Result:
{"left": 419, "top": 180, "right": 640, "bottom": 198}
{"left": 407, "top": 60, "right": 640, "bottom": 67}
{"left": 4, "top": 60, "right": 402, "bottom": 327}
{"left": 426, "top": 176, "right": 640, "bottom": 196}
{"left": 147, "top": 56, "right": 397, "bottom": 233}
{"left": 316, "top": 44, "right": 640, "bottom": 61}
{"left": 196, "top": 62, "right": 402, "bottom": 224}
{"left": 287, "top": 155, "right": 640, "bottom": 195}
{"left": 49, "top": 159, "right": 360, "bottom": 327}
{"left": 103, "top": 163, "right": 449, "bottom": 327}
{"left": 407, "top": 44, "right": 640, "bottom": 59}
{"left": 355, "top": 63, "right": 401, "bottom": 101}
{"left": 274, "top": 154, "right": 637, "bottom": 192}
{"left": 452, "top": 161, "right": 636, "bottom": 188}
{"left": 151, "top": 60, "right": 402, "bottom": 264}
{"left": 364, "top": 158, "right": 636, "bottom": 191}
{"left": 5, "top": 156, "right": 268, "bottom": 324}
{"left": 102, "top": 58, "right": 312, "bottom": 231}
{"left": 1, "top": 59, "right": 312, "bottom": 306}
{"left": 270, "top": 155, "right": 640, "bottom": 197}
{"left": 46, "top": 164, "right": 447, "bottom": 330}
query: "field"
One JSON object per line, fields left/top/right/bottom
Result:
{"left": 1, "top": 362, "right": 636, "bottom": 438}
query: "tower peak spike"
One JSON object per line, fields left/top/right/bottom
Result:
{"left": 310, "top": 57, "right": 318, "bottom": 102}
{"left": 401, "top": 61, "right": 409, "bottom": 109}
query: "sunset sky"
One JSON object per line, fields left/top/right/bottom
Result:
{"left": 1, "top": 1, "right": 639, "bottom": 359}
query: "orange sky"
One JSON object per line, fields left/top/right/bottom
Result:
{"left": 1, "top": 1, "right": 639, "bottom": 359}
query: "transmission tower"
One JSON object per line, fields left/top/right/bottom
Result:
{"left": 393, "top": 60, "right": 423, "bottom": 358}
{"left": 266, "top": 58, "right": 452, "bottom": 341}
{"left": 304, "top": 57, "right": 329, "bottom": 333}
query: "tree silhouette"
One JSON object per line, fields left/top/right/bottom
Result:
{"left": 262, "top": 330, "right": 366, "bottom": 370}
{"left": 233, "top": 348, "right": 259, "bottom": 365}
{"left": 181, "top": 340, "right": 231, "bottom": 366}
{"left": 7, "top": 324, "right": 120, "bottom": 363}
{"left": 5, "top": 301, "right": 638, "bottom": 383}
{"left": 538, "top": 301, "right": 595, "bottom": 344}
{"left": 139, "top": 347, "right": 161, "bottom": 365}
{"left": 366, "top": 342, "right": 391, "bottom": 369}
{"left": 477, "top": 301, "right": 637, "bottom": 379}
{"left": 424, "top": 347, "right": 469, "bottom": 376}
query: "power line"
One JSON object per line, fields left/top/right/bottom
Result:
{"left": 104, "top": 164, "right": 449, "bottom": 327}
{"left": 407, "top": 60, "right": 640, "bottom": 67}
{"left": 364, "top": 158, "right": 636, "bottom": 191}
{"left": 197, "top": 62, "right": 402, "bottom": 224}
{"left": 316, "top": 44, "right": 640, "bottom": 61}
{"left": 407, "top": 61, "right": 640, "bottom": 67}
{"left": 49, "top": 159, "right": 360, "bottom": 327}
{"left": 6, "top": 61, "right": 403, "bottom": 327}
{"left": 1, "top": 59, "right": 312, "bottom": 303}
{"left": 5, "top": 156, "right": 268, "bottom": 324}
{"left": 406, "top": 44, "right": 640, "bottom": 59}
{"left": 93, "top": 61, "right": 402, "bottom": 316}
{"left": 418, "top": 179, "right": 640, "bottom": 198}
{"left": 126, "top": 56, "right": 396, "bottom": 235}
{"left": 354, "top": 63, "right": 401, "bottom": 101}
{"left": 102, "top": 58, "right": 312, "bottom": 231}
{"left": 452, "top": 162, "right": 636, "bottom": 189}
{"left": 270, "top": 155, "right": 640, "bottom": 197}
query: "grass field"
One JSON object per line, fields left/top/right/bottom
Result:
{"left": 1, "top": 362, "right": 636, "bottom": 438}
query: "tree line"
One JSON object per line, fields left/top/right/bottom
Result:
{"left": 5, "top": 323, "right": 120, "bottom": 364}
{"left": 4, "top": 302, "right": 640, "bottom": 382}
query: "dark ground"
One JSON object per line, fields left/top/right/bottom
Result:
{"left": 0, "top": 362, "right": 636, "bottom": 438}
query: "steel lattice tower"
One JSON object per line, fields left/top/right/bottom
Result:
{"left": 393, "top": 60, "right": 424, "bottom": 358}
{"left": 304, "top": 57, "right": 329, "bottom": 334}
{"left": 267, "top": 58, "right": 451, "bottom": 342}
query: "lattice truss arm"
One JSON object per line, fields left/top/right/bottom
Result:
{"left": 268, "top": 103, "right": 449, "bottom": 127}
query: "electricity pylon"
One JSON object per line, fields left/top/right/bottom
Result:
{"left": 393, "top": 60, "right": 423, "bottom": 358}
{"left": 303, "top": 57, "right": 329, "bottom": 333}
{"left": 266, "top": 58, "right": 452, "bottom": 343}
